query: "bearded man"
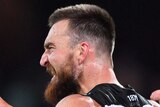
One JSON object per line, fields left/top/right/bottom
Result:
{"left": 40, "top": 4, "right": 160, "bottom": 107}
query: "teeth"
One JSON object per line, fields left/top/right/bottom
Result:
{"left": 51, "top": 75, "right": 55, "bottom": 81}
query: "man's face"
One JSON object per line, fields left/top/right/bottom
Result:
{"left": 40, "top": 20, "right": 81, "bottom": 105}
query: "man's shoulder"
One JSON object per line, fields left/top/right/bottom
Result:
{"left": 56, "top": 94, "right": 98, "bottom": 107}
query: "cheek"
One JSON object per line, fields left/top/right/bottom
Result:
{"left": 48, "top": 50, "right": 67, "bottom": 66}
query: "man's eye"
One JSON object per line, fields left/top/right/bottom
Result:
{"left": 48, "top": 47, "right": 55, "bottom": 49}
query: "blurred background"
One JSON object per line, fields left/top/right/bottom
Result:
{"left": 0, "top": 0, "right": 160, "bottom": 107}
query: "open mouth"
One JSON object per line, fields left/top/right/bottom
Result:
{"left": 46, "top": 65, "right": 56, "bottom": 77}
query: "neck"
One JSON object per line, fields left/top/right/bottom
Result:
{"left": 78, "top": 57, "right": 123, "bottom": 94}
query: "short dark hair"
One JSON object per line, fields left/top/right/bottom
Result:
{"left": 48, "top": 4, "right": 116, "bottom": 56}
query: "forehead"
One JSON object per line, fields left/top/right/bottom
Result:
{"left": 44, "top": 20, "right": 70, "bottom": 44}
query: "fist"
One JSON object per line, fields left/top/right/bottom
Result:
{"left": 150, "top": 90, "right": 160, "bottom": 102}
{"left": 0, "top": 97, "right": 12, "bottom": 107}
{"left": 150, "top": 90, "right": 160, "bottom": 107}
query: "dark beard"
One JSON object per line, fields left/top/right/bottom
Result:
{"left": 44, "top": 55, "right": 81, "bottom": 106}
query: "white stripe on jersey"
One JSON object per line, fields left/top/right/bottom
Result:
{"left": 104, "top": 104, "right": 153, "bottom": 107}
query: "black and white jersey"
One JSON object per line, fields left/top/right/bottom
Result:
{"left": 86, "top": 84, "right": 152, "bottom": 107}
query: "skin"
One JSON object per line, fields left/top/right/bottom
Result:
{"left": 150, "top": 90, "right": 160, "bottom": 102}
{"left": 150, "top": 90, "right": 160, "bottom": 107}
{"left": 0, "top": 97, "right": 12, "bottom": 107}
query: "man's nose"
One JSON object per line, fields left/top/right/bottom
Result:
{"left": 40, "top": 53, "right": 48, "bottom": 67}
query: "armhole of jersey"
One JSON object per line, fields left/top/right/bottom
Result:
{"left": 82, "top": 93, "right": 102, "bottom": 107}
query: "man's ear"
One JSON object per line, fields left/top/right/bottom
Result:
{"left": 77, "top": 42, "right": 89, "bottom": 64}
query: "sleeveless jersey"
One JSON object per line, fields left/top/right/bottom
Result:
{"left": 86, "top": 84, "right": 152, "bottom": 107}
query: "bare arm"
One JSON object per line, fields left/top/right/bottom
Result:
{"left": 56, "top": 94, "right": 99, "bottom": 107}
